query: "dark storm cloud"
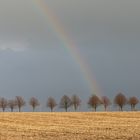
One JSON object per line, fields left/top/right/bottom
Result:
{"left": 0, "top": 0, "right": 139, "bottom": 111}
{"left": 0, "top": 0, "right": 140, "bottom": 49}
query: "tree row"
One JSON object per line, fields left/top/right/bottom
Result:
{"left": 0, "top": 93, "right": 138, "bottom": 112}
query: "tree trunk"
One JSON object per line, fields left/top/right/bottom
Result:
{"left": 94, "top": 106, "right": 96, "bottom": 112}
{"left": 131, "top": 105, "right": 133, "bottom": 111}
{"left": 133, "top": 105, "right": 135, "bottom": 111}
{"left": 51, "top": 107, "right": 53, "bottom": 112}
{"left": 74, "top": 105, "right": 77, "bottom": 111}
{"left": 2, "top": 108, "right": 5, "bottom": 112}
{"left": 33, "top": 107, "right": 35, "bottom": 112}
{"left": 19, "top": 107, "right": 21, "bottom": 112}
{"left": 104, "top": 105, "right": 107, "bottom": 111}
{"left": 11, "top": 108, "right": 13, "bottom": 112}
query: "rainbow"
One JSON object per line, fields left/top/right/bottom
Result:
{"left": 33, "top": 0, "right": 101, "bottom": 96}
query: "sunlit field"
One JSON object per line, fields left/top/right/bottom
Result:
{"left": 0, "top": 112, "right": 140, "bottom": 140}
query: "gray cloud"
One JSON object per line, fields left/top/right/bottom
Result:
{"left": 0, "top": 0, "right": 139, "bottom": 111}
{"left": 0, "top": 0, "right": 140, "bottom": 49}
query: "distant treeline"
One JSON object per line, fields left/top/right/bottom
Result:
{"left": 0, "top": 93, "right": 138, "bottom": 112}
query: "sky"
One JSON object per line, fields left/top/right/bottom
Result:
{"left": 0, "top": 0, "right": 140, "bottom": 111}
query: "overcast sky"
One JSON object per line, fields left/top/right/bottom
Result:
{"left": 0, "top": 0, "right": 140, "bottom": 111}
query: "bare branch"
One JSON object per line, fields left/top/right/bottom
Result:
{"left": 101, "top": 96, "right": 111, "bottom": 111}
{"left": 60, "top": 95, "right": 72, "bottom": 112}
{"left": 128, "top": 96, "right": 139, "bottom": 111}
{"left": 71, "top": 94, "right": 81, "bottom": 111}
{"left": 15, "top": 96, "right": 26, "bottom": 112}
{"left": 114, "top": 93, "right": 127, "bottom": 111}
{"left": 47, "top": 97, "right": 57, "bottom": 112}
{"left": 0, "top": 97, "right": 8, "bottom": 112}
{"left": 8, "top": 99, "right": 17, "bottom": 112}
{"left": 29, "top": 97, "right": 40, "bottom": 112}
{"left": 88, "top": 95, "right": 101, "bottom": 111}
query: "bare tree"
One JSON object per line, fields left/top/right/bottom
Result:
{"left": 8, "top": 99, "right": 17, "bottom": 112}
{"left": 0, "top": 97, "right": 8, "bottom": 112}
{"left": 128, "top": 96, "right": 139, "bottom": 111}
{"left": 60, "top": 95, "right": 72, "bottom": 112}
{"left": 88, "top": 95, "right": 101, "bottom": 111}
{"left": 114, "top": 93, "right": 127, "bottom": 111}
{"left": 47, "top": 97, "right": 57, "bottom": 112}
{"left": 101, "top": 96, "right": 111, "bottom": 111}
{"left": 15, "top": 96, "right": 26, "bottom": 112}
{"left": 71, "top": 94, "right": 81, "bottom": 111}
{"left": 29, "top": 97, "right": 40, "bottom": 112}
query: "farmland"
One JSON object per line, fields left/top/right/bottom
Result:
{"left": 0, "top": 112, "right": 140, "bottom": 140}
